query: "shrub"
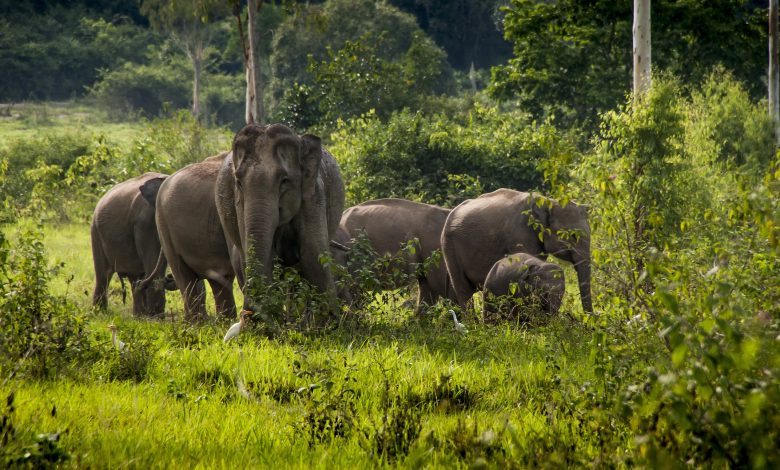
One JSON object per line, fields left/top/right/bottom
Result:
{"left": 331, "top": 106, "right": 569, "bottom": 207}
{"left": 0, "top": 227, "right": 94, "bottom": 379}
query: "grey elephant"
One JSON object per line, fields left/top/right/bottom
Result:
{"left": 441, "top": 188, "right": 592, "bottom": 314}
{"left": 483, "top": 252, "right": 566, "bottom": 320}
{"left": 333, "top": 198, "right": 456, "bottom": 311}
{"left": 91, "top": 172, "right": 175, "bottom": 316}
{"left": 215, "top": 123, "right": 345, "bottom": 312}
{"left": 141, "top": 152, "right": 239, "bottom": 321}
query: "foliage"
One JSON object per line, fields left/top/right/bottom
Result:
{"left": 269, "top": 0, "right": 453, "bottom": 123}
{"left": 0, "top": 227, "right": 94, "bottom": 380}
{"left": 389, "top": 0, "right": 513, "bottom": 70}
{"left": 490, "top": 0, "right": 767, "bottom": 131}
{"left": 0, "top": 5, "right": 158, "bottom": 101}
{"left": 331, "top": 106, "right": 570, "bottom": 207}
{"left": 0, "top": 393, "right": 69, "bottom": 469}
{"left": 281, "top": 31, "right": 451, "bottom": 131}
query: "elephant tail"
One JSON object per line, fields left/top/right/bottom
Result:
{"left": 135, "top": 250, "right": 167, "bottom": 296}
{"left": 120, "top": 276, "right": 127, "bottom": 304}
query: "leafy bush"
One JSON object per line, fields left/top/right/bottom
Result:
{"left": 0, "top": 228, "right": 94, "bottom": 380}
{"left": 331, "top": 106, "right": 570, "bottom": 207}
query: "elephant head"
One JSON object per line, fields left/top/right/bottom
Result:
{"left": 219, "top": 123, "right": 336, "bottom": 310}
{"left": 531, "top": 195, "right": 592, "bottom": 313}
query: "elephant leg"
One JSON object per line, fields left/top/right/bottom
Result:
{"left": 446, "top": 261, "right": 477, "bottom": 310}
{"left": 170, "top": 261, "right": 207, "bottom": 321}
{"left": 128, "top": 275, "right": 145, "bottom": 316}
{"left": 91, "top": 228, "right": 112, "bottom": 310}
{"left": 415, "top": 278, "right": 436, "bottom": 314}
{"left": 207, "top": 278, "right": 236, "bottom": 319}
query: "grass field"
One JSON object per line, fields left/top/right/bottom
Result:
{"left": 1, "top": 220, "right": 629, "bottom": 468}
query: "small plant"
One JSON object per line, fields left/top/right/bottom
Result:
{"left": 293, "top": 351, "right": 359, "bottom": 445}
{"left": 426, "top": 419, "right": 505, "bottom": 466}
{"left": 93, "top": 326, "right": 156, "bottom": 383}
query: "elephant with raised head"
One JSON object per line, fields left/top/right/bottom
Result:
{"left": 215, "top": 123, "right": 345, "bottom": 312}
{"left": 334, "top": 198, "right": 457, "bottom": 311}
{"left": 483, "top": 252, "right": 566, "bottom": 319}
{"left": 441, "top": 188, "right": 592, "bottom": 314}
{"left": 91, "top": 172, "right": 175, "bottom": 316}
{"left": 145, "top": 152, "right": 238, "bottom": 321}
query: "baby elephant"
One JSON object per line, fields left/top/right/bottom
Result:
{"left": 483, "top": 253, "right": 565, "bottom": 321}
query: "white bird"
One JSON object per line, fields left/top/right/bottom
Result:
{"left": 223, "top": 310, "right": 252, "bottom": 342}
{"left": 107, "top": 323, "right": 126, "bottom": 352}
{"left": 449, "top": 309, "right": 468, "bottom": 334}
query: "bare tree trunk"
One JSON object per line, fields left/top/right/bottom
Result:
{"left": 192, "top": 50, "right": 202, "bottom": 120}
{"left": 245, "top": 0, "right": 264, "bottom": 124}
{"left": 633, "top": 0, "right": 651, "bottom": 101}
{"left": 770, "top": 0, "right": 779, "bottom": 143}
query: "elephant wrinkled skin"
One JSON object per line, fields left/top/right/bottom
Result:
{"left": 483, "top": 252, "right": 566, "bottom": 319}
{"left": 334, "top": 198, "right": 456, "bottom": 311}
{"left": 215, "top": 124, "right": 345, "bottom": 312}
{"left": 90, "top": 172, "right": 174, "bottom": 316}
{"left": 150, "top": 153, "right": 238, "bottom": 321}
{"left": 441, "top": 188, "right": 592, "bottom": 314}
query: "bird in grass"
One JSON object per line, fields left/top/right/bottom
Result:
{"left": 223, "top": 310, "right": 252, "bottom": 342}
{"left": 107, "top": 323, "right": 126, "bottom": 352}
{"left": 449, "top": 309, "right": 468, "bottom": 334}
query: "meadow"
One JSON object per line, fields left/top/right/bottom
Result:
{"left": 1, "top": 87, "right": 778, "bottom": 468}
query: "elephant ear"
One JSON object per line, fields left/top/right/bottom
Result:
{"left": 300, "top": 134, "right": 323, "bottom": 198}
{"left": 232, "top": 124, "right": 265, "bottom": 179}
{"left": 139, "top": 177, "right": 167, "bottom": 208}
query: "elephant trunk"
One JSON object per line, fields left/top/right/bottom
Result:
{"left": 242, "top": 204, "right": 278, "bottom": 311}
{"left": 574, "top": 256, "right": 592, "bottom": 314}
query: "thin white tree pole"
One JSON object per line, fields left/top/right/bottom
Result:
{"left": 246, "top": 0, "right": 264, "bottom": 124}
{"left": 633, "top": 0, "right": 651, "bottom": 100}
{"left": 770, "top": 0, "right": 779, "bottom": 142}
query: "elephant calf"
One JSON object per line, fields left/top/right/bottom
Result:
{"left": 91, "top": 172, "right": 174, "bottom": 316}
{"left": 483, "top": 253, "right": 565, "bottom": 321}
{"left": 333, "top": 198, "right": 456, "bottom": 311}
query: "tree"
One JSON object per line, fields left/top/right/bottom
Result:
{"left": 232, "top": 0, "right": 264, "bottom": 124}
{"left": 633, "top": 0, "right": 651, "bottom": 99}
{"left": 141, "top": 0, "right": 228, "bottom": 120}
{"left": 770, "top": 0, "right": 779, "bottom": 142}
{"left": 490, "top": 0, "right": 767, "bottom": 131}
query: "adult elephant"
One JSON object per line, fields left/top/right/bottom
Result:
{"left": 441, "top": 188, "right": 592, "bottom": 314}
{"left": 483, "top": 252, "right": 566, "bottom": 319}
{"left": 91, "top": 172, "right": 175, "bottom": 316}
{"left": 215, "top": 123, "right": 345, "bottom": 312}
{"left": 334, "top": 198, "right": 456, "bottom": 311}
{"left": 143, "top": 152, "right": 238, "bottom": 321}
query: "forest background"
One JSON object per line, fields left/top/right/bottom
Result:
{"left": 0, "top": 0, "right": 778, "bottom": 467}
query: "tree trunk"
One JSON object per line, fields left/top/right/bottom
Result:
{"left": 192, "top": 50, "right": 202, "bottom": 120}
{"left": 632, "top": 0, "right": 651, "bottom": 100}
{"left": 245, "top": 0, "right": 264, "bottom": 125}
{"left": 770, "top": 0, "right": 779, "bottom": 143}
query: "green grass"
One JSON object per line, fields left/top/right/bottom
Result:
{"left": 1, "top": 221, "right": 627, "bottom": 467}
{"left": 0, "top": 101, "right": 145, "bottom": 147}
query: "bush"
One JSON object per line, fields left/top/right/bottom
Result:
{"left": 331, "top": 106, "right": 570, "bottom": 207}
{"left": 0, "top": 227, "right": 95, "bottom": 380}
{"left": 90, "top": 61, "right": 190, "bottom": 119}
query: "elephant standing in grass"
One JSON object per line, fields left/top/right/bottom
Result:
{"left": 441, "top": 188, "right": 592, "bottom": 314}
{"left": 483, "top": 252, "right": 566, "bottom": 320}
{"left": 215, "top": 124, "right": 345, "bottom": 314}
{"left": 91, "top": 172, "right": 175, "bottom": 316}
{"left": 333, "top": 198, "right": 456, "bottom": 311}
{"left": 142, "top": 153, "right": 238, "bottom": 321}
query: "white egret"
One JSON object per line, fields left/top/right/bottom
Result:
{"left": 449, "top": 309, "right": 468, "bottom": 334}
{"left": 107, "top": 323, "right": 126, "bottom": 352}
{"left": 223, "top": 310, "right": 252, "bottom": 342}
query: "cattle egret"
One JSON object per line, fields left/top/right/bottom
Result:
{"left": 449, "top": 309, "right": 468, "bottom": 334}
{"left": 223, "top": 310, "right": 252, "bottom": 342}
{"left": 107, "top": 323, "right": 126, "bottom": 352}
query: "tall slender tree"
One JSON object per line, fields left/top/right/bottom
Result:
{"left": 770, "top": 0, "right": 779, "bottom": 142}
{"left": 141, "top": 0, "right": 227, "bottom": 120}
{"left": 633, "top": 0, "right": 651, "bottom": 100}
{"left": 232, "top": 0, "right": 264, "bottom": 125}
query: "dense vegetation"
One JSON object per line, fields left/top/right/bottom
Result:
{"left": 1, "top": 0, "right": 779, "bottom": 467}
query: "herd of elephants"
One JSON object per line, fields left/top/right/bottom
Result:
{"left": 90, "top": 123, "right": 592, "bottom": 325}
